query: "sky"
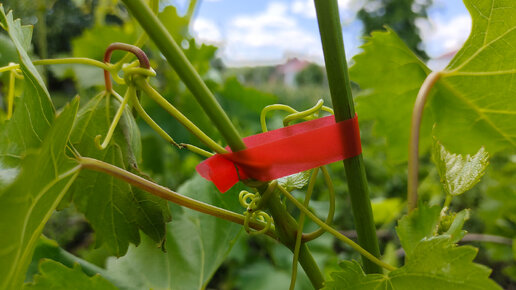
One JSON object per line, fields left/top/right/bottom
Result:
{"left": 166, "top": 0, "right": 471, "bottom": 67}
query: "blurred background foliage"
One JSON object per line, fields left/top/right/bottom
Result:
{"left": 1, "top": 0, "right": 515, "bottom": 288}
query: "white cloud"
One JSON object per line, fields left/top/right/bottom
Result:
{"left": 224, "top": 2, "right": 323, "bottom": 64}
{"left": 417, "top": 14, "right": 471, "bottom": 58}
{"left": 192, "top": 18, "right": 222, "bottom": 44}
{"left": 291, "top": 0, "right": 316, "bottom": 19}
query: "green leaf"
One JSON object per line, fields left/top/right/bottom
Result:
{"left": 371, "top": 197, "right": 404, "bottom": 225}
{"left": 0, "top": 5, "right": 55, "bottom": 170}
{"left": 324, "top": 236, "right": 501, "bottom": 290}
{"left": 349, "top": 28, "right": 433, "bottom": 163}
{"left": 351, "top": 0, "right": 516, "bottom": 162}
{"left": 234, "top": 260, "right": 313, "bottom": 290}
{"left": 26, "top": 236, "right": 114, "bottom": 283}
{"left": 277, "top": 171, "right": 311, "bottom": 192}
{"left": 23, "top": 260, "right": 116, "bottom": 290}
{"left": 395, "top": 204, "right": 440, "bottom": 255}
{"left": 432, "top": 0, "right": 516, "bottom": 154}
{"left": 70, "top": 93, "right": 170, "bottom": 257}
{"left": 323, "top": 260, "right": 382, "bottom": 289}
{"left": 0, "top": 5, "right": 34, "bottom": 56}
{"left": 158, "top": 5, "right": 190, "bottom": 42}
{"left": 0, "top": 99, "right": 80, "bottom": 290}
{"left": 439, "top": 209, "right": 470, "bottom": 244}
{"left": 105, "top": 174, "right": 244, "bottom": 290}
{"left": 433, "top": 140, "right": 489, "bottom": 196}
{"left": 183, "top": 39, "right": 218, "bottom": 76}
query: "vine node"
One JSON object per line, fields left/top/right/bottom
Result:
{"left": 103, "top": 42, "right": 151, "bottom": 91}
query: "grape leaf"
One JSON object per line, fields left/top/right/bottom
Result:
{"left": 0, "top": 5, "right": 35, "bottom": 57}
{"left": 351, "top": 0, "right": 516, "bottom": 162}
{"left": 277, "top": 171, "right": 311, "bottom": 192}
{"left": 432, "top": 0, "right": 516, "bottom": 154}
{"left": 0, "top": 5, "right": 54, "bottom": 170}
{"left": 324, "top": 236, "right": 501, "bottom": 290}
{"left": 26, "top": 236, "right": 115, "bottom": 283}
{"left": 70, "top": 92, "right": 170, "bottom": 257}
{"left": 105, "top": 174, "right": 244, "bottom": 290}
{"left": 23, "top": 260, "right": 116, "bottom": 290}
{"left": 433, "top": 140, "right": 489, "bottom": 196}
{"left": 395, "top": 204, "right": 440, "bottom": 255}
{"left": 349, "top": 28, "right": 433, "bottom": 163}
{"left": 234, "top": 260, "right": 313, "bottom": 290}
{"left": 158, "top": 5, "right": 190, "bottom": 42}
{"left": 0, "top": 100, "right": 80, "bottom": 290}
{"left": 439, "top": 209, "right": 470, "bottom": 243}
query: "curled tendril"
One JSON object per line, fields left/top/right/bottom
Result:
{"left": 239, "top": 190, "right": 258, "bottom": 209}
{"left": 302, "top": 166, "right": 336, "bottom": 242}
{"left": 283, "top": 99, "right": 324, "bottom": 125}
{"left": 239, "top": 190, "right": 273, "bottom": 235}
{"left": 244, "top": 211, "right": 272, "bottom": 235}
{"left": 260, "top": 104, "right": 298, "bottom": 132}
{"left": 103, "top": 42, "right": 151, "bottom": 91}
{"left": 260, "top": 99, "right": 334, "bottom": 133}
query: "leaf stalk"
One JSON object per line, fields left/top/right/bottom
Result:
{"left": 79, "top": 157, "right": 276, "bottom": 238}
{"left": 408, "top": 71, "right": 441, "bottom": 211}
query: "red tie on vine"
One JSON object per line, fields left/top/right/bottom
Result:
{"left": 196, "top": 114, "right": 362, "bottom": 193}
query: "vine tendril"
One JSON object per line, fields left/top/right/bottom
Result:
{"left": 94, "top": 88, "right": 132, "bottom": 150}
{"left": 103, "top": 42, "right": 151, "bottom": 92}
{"left": 302, "top": 166, "right": 336, "bottom": 242}
{"left": 239, "top": 183, "right": 277, "bottom": 235}
{"left": 260, "top": 99, "right": 334, "bottom": 133}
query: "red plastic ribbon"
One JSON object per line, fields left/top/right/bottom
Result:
{"left": 196, "top": 114, "right": 362, "bottom": 192}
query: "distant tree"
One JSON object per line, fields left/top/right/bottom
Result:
{"left": 242, "top": 66, "right": 277, "bottom": 85}
{"left": 357, "top": 0, "right": 431, "bottom": 59}
{"left": 295, "top": 63, "right": 326, "bottom": 86}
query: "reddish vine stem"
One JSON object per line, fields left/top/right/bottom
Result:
{"left": 103, "top": 42, "right": 151, "bottom": 91}
{"left": 407, "top": 71, "right": 441, "bottom": 211}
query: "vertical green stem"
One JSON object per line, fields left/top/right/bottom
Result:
{"left": 314, "top": 0, "right": 381, "bottom": 273}
{"left": 121, "top": 0, "right": 246, "bottom": 152}
{"left": 36, "top": 0, "right": 48, "bottom": 83}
